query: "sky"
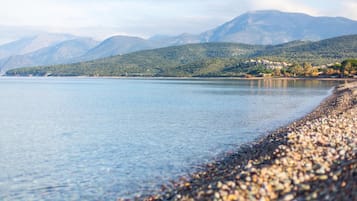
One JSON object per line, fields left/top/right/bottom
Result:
{"left": 0, "top": 0, "right": 356, "bottom": 43}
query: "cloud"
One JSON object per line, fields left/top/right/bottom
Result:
{"left": 1, "top": 0, "right": 87, "bottom": 26}
{"left": 248, "top": 0, "right": 319, "bottom": 16}
{"left": 0, "top": 0, "right": 355, "bottom": 41}
{"left": 339, "top": 0, "right": 357, "bottom": 19}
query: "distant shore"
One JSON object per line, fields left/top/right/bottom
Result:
{"left": 139, "top": 81, "right": 357, "bottom": 201}
{"left": 2, "top": 75, "right": 356, "bottom": 82}
{"left": 89, "top": 76, "right": 356, "bottom": 82}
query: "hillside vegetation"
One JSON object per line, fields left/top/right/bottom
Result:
{"left": 2, "top": 10, "right": 357, "bottom": 73}
{"left": 6, "top": 35, "right": 357, "bottom": 77}
{"left": 6, "top": 43, "right": 262, "bottom": 76}
{"left": 255, "top": 35, "right": 357, "bottom": 64}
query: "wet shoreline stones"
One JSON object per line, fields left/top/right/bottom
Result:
{"left": 139, "top": 81, "right": 357, "bottom": 201}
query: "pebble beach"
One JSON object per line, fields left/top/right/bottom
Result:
{"left": 140, "top": 81, "right": 357, "bottom": 201}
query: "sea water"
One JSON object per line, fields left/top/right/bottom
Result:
{"left": 0, "top": 77, "right": 339, "bottom": 200}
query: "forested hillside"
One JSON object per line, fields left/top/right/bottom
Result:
{"left": 6, "top": 35, "right": 357, "bottom": 77}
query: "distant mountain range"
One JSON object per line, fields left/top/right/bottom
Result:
{"left": 78, "top": 35, "right": 154, "bottom": 61}
{"left": 1, "top": 10, "right": 357, "bottom": 73}
{"left": 0, "top": 37, "right": 98, "bottom": 73}
{"left": 199, "top": 10, "right": 357, "bottom": 44}
{"left": 7, "top": 35, "right": 357, "bottom": 77}
{"left": 0, "top": 33, "right": 77, "bottom": 60}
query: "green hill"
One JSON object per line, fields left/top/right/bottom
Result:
{"left": 255, "top": 35, "right": 357, "bottom": 64}
{"left": 6, "top": 43, "right": 262, "bottom": 76}
{"left": 6, "top": 35, "right": 357, "bottom": 77}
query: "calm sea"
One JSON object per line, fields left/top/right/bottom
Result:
{"left": 0, "top": 77, "right": 339, "bottom": 200}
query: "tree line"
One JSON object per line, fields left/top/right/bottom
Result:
{"left": 267, "top": 59, "right": 357, "bottom": 78}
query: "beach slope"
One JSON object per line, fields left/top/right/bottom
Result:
{"left": 145, "top": 81, "right": 357, "bottom": 201}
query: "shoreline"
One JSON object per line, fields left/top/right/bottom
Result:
{"left": 1, "top": 75, "right": 356, "bottom": 82}
{"left": 141, "top": 81, "right": 357, "bottom": 201}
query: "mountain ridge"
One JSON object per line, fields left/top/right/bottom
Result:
{"left": 0, "top": 37, "right": 98, "bottom": 73}
{"left": 199, "top": 10, "right": 357, "bottom": 44}
{"left": 1, "top": 10, "right": 357, "bottom": 72}
{"left": 0, "top": 33, "right": 77, "bottom": 60}
{"left": 6, "top": 34, "right": 357, "bottom": 77}
{"left": 78, "top": 35, "right": 155, "bottom": 61}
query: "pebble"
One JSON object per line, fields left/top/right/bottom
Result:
{"left": 143, "top": 82, "right": 357, "bottom": 201}
{"left": 282, "top": 193, "right": 294, "bottom": 201}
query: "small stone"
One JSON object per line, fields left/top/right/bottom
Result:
{"left": 219, "top": 190, "right": 228, "bottom": 197}
{"left": 274, "top": 183, "right": 285, "bottom": 191}
{"left": 319, "top": 175, "right": 328, "bottom": 180}
{"left": 300, "top": 184, "right": 310, "bottom": 190}
{"left": 332, "top": 175, "right": 338, "bottom": 181}
{"left": 312, "top": 191, "right": 318, "bottom": 199}
{"left": 240, "top": 184, "right": 247, "bottom": 190}
{"left": 206, "top": 190, "right": 213, "bottom": 195}
{"left": 214, "top": 192, "right": 220, "bottom": 199}
{"left": 339, "top": 150, "right": 346, "bottom": 156}
{"left": 226, "top": 194, "right": 238, "bottom": 201}
{"left": 221, "top": 184, "right": 230, "bottom": 191}
{"left": 282, "top": 193, "right": 295, "bottom": 201}
{"left": 226, "top": 181, "right": 236, "bottom": 188}
{"left": 316, "top": 168, "right": 325, "bottom": 175}
{"left": 246, "top": 162, "right": 252, "bottom": 169}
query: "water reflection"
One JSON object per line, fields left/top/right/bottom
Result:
{"left": 0, "top": 78, "right": 339, "bottom": 200}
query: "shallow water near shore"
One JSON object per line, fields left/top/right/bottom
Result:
{"left": 0, "top": 77, "right": 340, "bottom": 200}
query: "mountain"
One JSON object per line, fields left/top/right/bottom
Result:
{"left": 253, "top": 34, "right": 357, "bottom": 63}
{"left": 200, "top": 10, "right": 357, "bottom": 44}
{"left": 2, "top": 10, "right": 357, "bottom": 73}
{"left": 79, "top": 33, "right": 202, "bottom": 61}
{"left": 7, "top": 35, "right": 357, "bottom": 77}
{"left": 0, "top": 33, "right": 77, "bottom": 60}
{"left": 0, "top": 38, "right": 98, "bottom": 73}
{"left": 6, "top": 43, "right": 263, "bottom": 76}
{"left": 74, "top": 10, "right": 357, "bottom": 61}
{"left": 149, "top": 33, "right": 200, "bottom": 46}
{"left": 79, "top": 35, "right": 156, "bottom": 61}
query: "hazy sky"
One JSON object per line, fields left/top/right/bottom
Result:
{"left": 1, "top": 0, "right": 356, "bottom": 41}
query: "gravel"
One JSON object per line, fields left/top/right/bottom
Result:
{"left": 137, "top": 81, "right": 357, "bottom": 201}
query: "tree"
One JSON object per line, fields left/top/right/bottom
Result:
{"left": 303, "top": 62, "right": 313, "bottom": 77}
{"left": 339, "top": 61, "right": 347, "bottom": 77}
{"left": 311, "top": 68, "right": 319, "bottom": 77}
{"left": 341, "top": 60, "right": 353, "bottom": 76}
{"left": 288, "top": 63, "right": 304, "bottom": 77}
{"left": 325, "top": 67, "right": 337, "bottom": 76}
{"left": 273, "top": 68, "right": 281, "bottom": 77}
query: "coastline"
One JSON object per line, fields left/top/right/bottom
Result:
{"left": 141, "top": 81, "right": 357, "bottom": 201}
{"left": 1, "top": 75, "right": 356, "bottom": 82}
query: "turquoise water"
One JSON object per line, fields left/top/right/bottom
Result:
{"left": 0, "top": 77, "right": 338, "bottom": 200}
